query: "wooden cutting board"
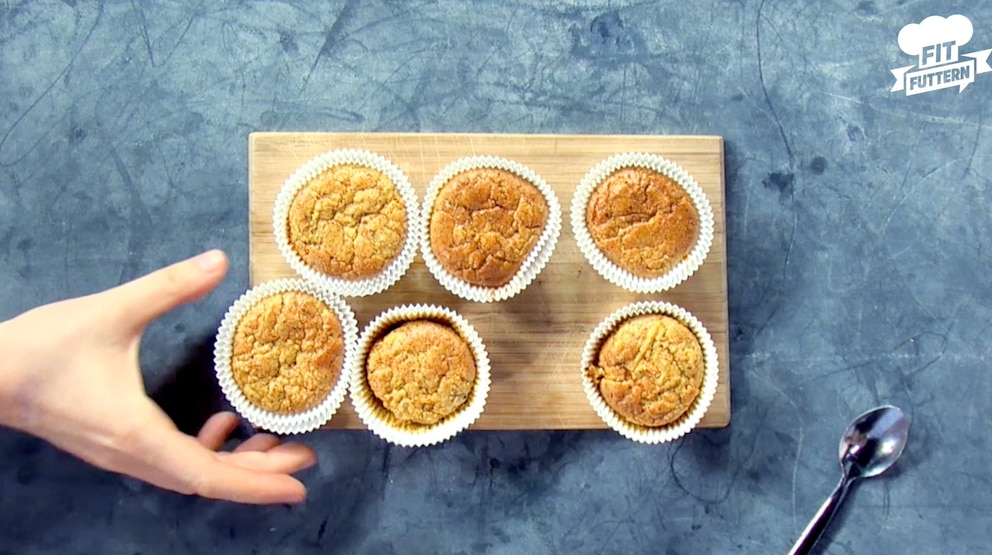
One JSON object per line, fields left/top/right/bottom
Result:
{"left": 248, "top": 132, "right": 730, "bottom": 430}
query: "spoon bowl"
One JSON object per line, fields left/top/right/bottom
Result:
{"left": 840, "top": 405, "right": 910, "bottom": 479}
{"left": 788, "top": 405, "right": 911, "bottom": 555}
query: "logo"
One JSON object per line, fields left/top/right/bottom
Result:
{"left": 890, "top": 14, "right": 991, "bottom": 95}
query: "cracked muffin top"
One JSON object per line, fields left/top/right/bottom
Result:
{"left": 230, "top": 291, "right": 344, "bottom": 414}
{"left": 287, "top": 163, "right": 407, "bottom": 280}
{"left": 586, "top": 314, "right": 704, "bottom": 427}
{"left": 429, "top": 167, "right": 548, "bottom": 288}
{"left": 585, "top": 167, "right": 699, "bottom": 278}
{"left": 366, "top": 319, "right": 476, "bottom": 426}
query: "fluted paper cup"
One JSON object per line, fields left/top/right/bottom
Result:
{"left": 350, "top": 304, "right": 491, "bottom": 447}
{"left": 273, "top": 149, "right": 420, "bottom": 297}
{"left": 421, "top": 156, "right": 562, "bottom": 302}
{"left": 581, "top": 301, "right": 718, "bottom": 444}
{"left": 214, "top": 278, "right": 358, "bottom": 434}
{"left": 571, "top": 153, "right": 714, "bottom": 293}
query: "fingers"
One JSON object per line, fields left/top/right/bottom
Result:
{"left": 195, "top": 413, "right": 316, "bottom": 474}
{"left": 196, "top": 412, "right": 240, "bottom": 450}
{"left": 194, "top": 459, "right": 309, "bottom": 505}
{"left": 111, "top": 410, "right": 309, "bottom": 505}
{"left": 198, "top": 414, "right": 284, "bottom": 454}
{"left": 194, "top": 462, "right": 309, "bottom": 505}
{"left": 234, "top": 433, "right": 281, "bottom": 453}
{"left": 106, "top": 250, "right": 229, "bottom": 327}
{"left": 221, "top": 443, "right": 317, "bottom": 474}
{"left": 154, "top": 431, "right": 309, "bottom": 504}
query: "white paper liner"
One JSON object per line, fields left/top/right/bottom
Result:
{"left": 571, "top": 153, "right": 714, "bottom": 293}
{"left": 273, "top": 149, "right": 420, "bottom": 297}
{"left": 350, "top": 304, "right": 491, "bottom": 447}
{"left": 213, "top": 278, "right": 359, "bottom": 435}
{"left": 420, "top": 156, "right": 562, "bottom": 303}
{"left": 580, "top": 301, "right": 719, "bottom": 444}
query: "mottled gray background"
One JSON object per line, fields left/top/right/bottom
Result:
{"left": 1, "top": 1, "right": 989, "bottom": 553}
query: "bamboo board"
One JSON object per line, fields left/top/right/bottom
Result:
{"left": 248, "top": 133, "right": 730, "bottom": 430}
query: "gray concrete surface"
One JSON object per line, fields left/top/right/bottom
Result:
{"left": 1, "top": 1, "right": 989, "bottom": 553}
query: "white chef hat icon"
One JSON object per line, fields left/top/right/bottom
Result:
{"left": 898, "top": 14, "right": 972, "bottom": 57}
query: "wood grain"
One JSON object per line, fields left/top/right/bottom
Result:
{"left": 248, "top": 132, "right": 730, "bottom": 430}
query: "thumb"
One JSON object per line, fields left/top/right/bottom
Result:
{"left": 106, "top": 250, "right": 229, "bottom": 327}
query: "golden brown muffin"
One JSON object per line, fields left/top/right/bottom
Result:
{"left": 366, "top": 320, "right": 476, "bottom": 425}
{"left": 585, "top": 167, "right": 699, "bottom": 278}
{"left": 230, "top": 291, "right": 344, "bottom": 414}
{"left": 287, "top": 164, "right": 407, "bottom": 280}
{"left": 587, "top": 314, "right": 704, "bottom": 427}
{"left": 429, "top": 168, "right": 548, "bottom": 288}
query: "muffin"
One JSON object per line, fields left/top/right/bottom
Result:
{"left": 581, "top": 301, "right": 718, "bottom": 444}
{"left": 429, "top": 167, "right": 548, "bottom": 287}
{"left": 586, "top": 166, "right": 699, "bottom": 278}
{"left": 572, "top": 153, "right": 714, "bottom": 293}
{"left": 421, "top": 156, "right": 562, "bottom": 302}
{"left": 214, "top": 279, "right": 358, "bottom": 434}
{"left": 366, "top": 320, "right": 476, "bottom": 425}
{"left": 586, "top": 314, "right": 703, "bottom": 427}
{"left": 274, "top": 149, "right": 420, "bottom": 297}
{"left": 230, "top": 290, "right": 343, "bottom": 414}
{"left": 350, "top": 305, "right": 491, "bottom": 447}
{"left": 287, "top": 164, "right": 406, "bottom": 280}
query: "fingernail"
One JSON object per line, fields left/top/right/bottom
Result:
{"left": 192, "top": 250, "right": 226, "bottom": 273}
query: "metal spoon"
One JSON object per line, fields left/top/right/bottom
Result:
{"left": 787, "top": 405, "right": 910, "bottom": 555}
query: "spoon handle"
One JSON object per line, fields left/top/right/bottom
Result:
{"left": 787, "top": 477, "right": 852, "bottom": 555}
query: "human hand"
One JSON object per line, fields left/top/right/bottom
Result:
{"left": 0, "top": 250, "right": 316, "bottom": 504}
